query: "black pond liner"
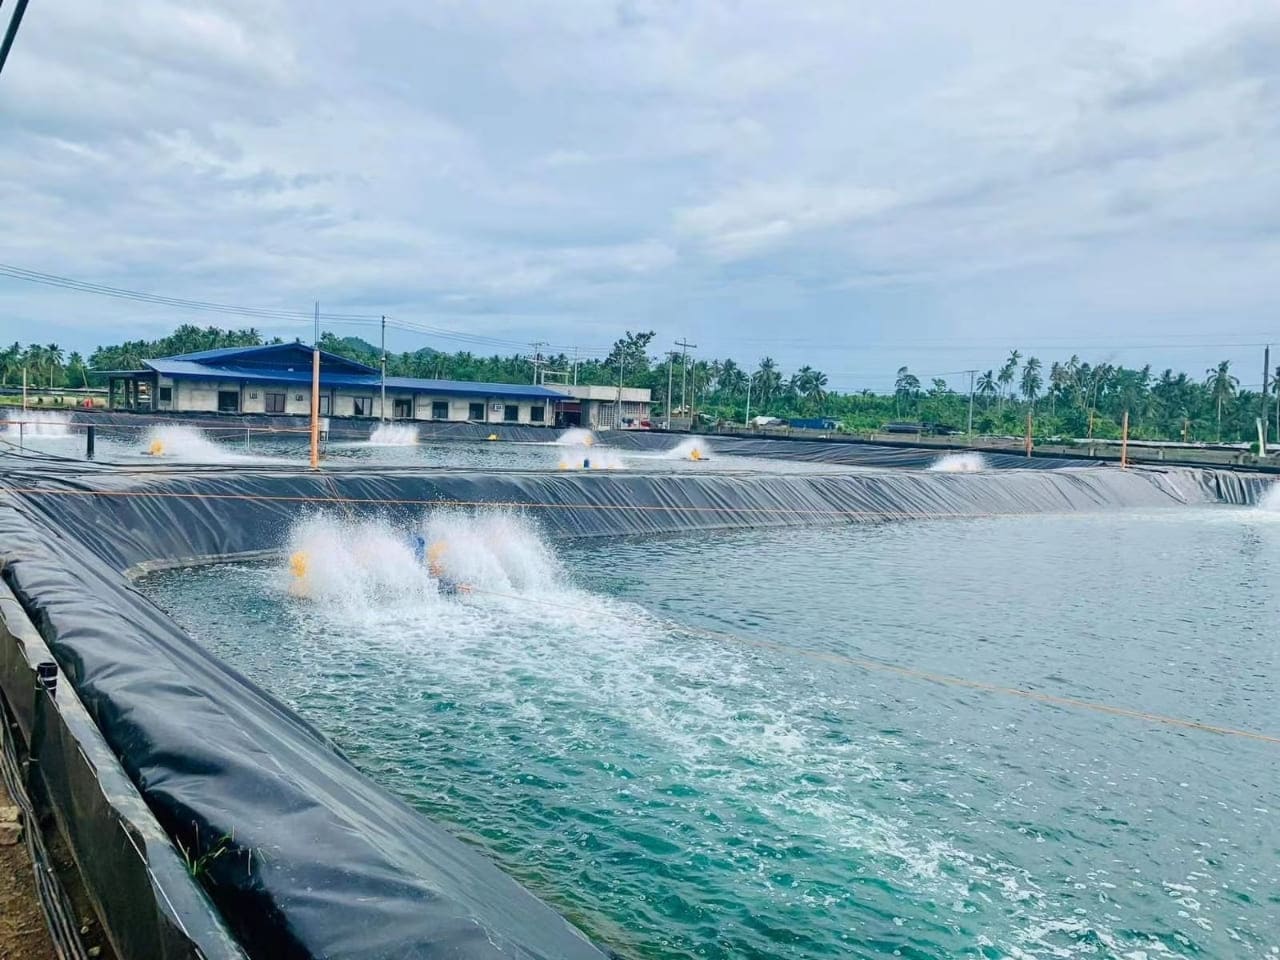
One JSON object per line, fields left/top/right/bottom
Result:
{"left": 0, "top": 456, "right": 1259, "bottom": 959}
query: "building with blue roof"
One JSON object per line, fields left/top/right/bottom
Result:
{"left": 105, "top": 342, "right": 650, "bottom": 427}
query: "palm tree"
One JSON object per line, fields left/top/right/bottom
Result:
{"left": 976, "top": 370, "right": 997, "bottom": 407}
{"left": 45, "top": 343, "right": 65, "bottom": 388}
{"left": 1204, "top": 361, "right": 1239, "bottom": 441}
{"left": 997, "top": 350, "right": 1020, "bottom": 410}
{"left": 894, "top": 366, "right": 921, "bottom": 417}
{"left": 0, "top": 342, "right": 20, "bottom": 387}
{"left": 1020, "top": 356, "right": 1042, "bottom": 408}
{"left": 754, "top": 358, "right": 781, "bottom": 407}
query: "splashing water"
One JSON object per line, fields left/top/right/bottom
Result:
{"left": 928, "top": 452, "right": 987, "bottom": 472}
{"left": 4, "top": 410, "right": 74, "bottom": 437}
{"left": 368, "top": 423, "right": 419, "bottom": 445}
{"left": 556, "top": 428, "right": 595, "bottom": 446}
{"left": 284, "top": 511, "right": 561, "bottom": 608}
{"left": 140, "top": 425, "right": 267, "bottom": 462}
{"left": 556, "top": 446, "right": 625, "bottom": 470}
{"left": 664, "top": 437, "right": 709, "bottom": 461}
{"left": 1258, "top": 483, "right": 1280, "bottom": 511}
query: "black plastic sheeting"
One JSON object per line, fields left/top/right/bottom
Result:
{"left": 703, "top": 436, "right": 1100, "bottom": 469}
{"left": 0, "top": 490, "right": 608, "bottom": 960}
{"left": 3, "top": 407, "right": 1103, "bottom": 466}
{"left": 0, "top": 460, "right": 1253, "bottom": 960}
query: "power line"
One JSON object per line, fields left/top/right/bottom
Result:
{"left": 0, "top": 263, "right": 380, "bottom": 324}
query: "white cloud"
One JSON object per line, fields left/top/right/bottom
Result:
{"left": 1, "top": 0, "right": 1279, "bottom": 387}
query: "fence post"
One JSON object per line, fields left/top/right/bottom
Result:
{"left": 85, "top": 424, "right": 95, "bottom": 460}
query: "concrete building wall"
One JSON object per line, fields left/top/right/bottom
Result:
{"left": 174, "top": 379, "right": 245, "bottom": 413}
{"left": 164, "top": 377, "right": 557, "bottom": 424}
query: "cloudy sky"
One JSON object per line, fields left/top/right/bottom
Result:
{"left": 2, "top": 0, "right": 1279, "bottom": 390}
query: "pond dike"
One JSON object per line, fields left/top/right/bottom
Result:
{"left": 0, "top": 457, "right": 1263, "bottom": 960}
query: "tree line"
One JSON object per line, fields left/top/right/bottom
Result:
{"left": 3, "top": 325, "right": 1274, "bottom": 442}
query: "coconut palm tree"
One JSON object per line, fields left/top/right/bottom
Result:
{"left": 894, "top": 366, "right": 920, "bottom": 417}
{"left": 997, "top": 350, "right": 1020, "bottom": 409}
{"left": 1020, "top": 356, "right": 1042, "bottom": 408}
{"left": 1204, "top": 360, "right": 1239, "bottom": 441}
{"left": 44, "top": 343, "right": 65, "bottom": 388}
{"left": 976, "top": 370, "right": 997, "bottom": 407}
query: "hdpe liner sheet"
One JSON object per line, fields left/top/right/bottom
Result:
{"left": 8, "top": 408, "right": 1103, "bottom": 467}
{"left": 0, "top": 463, "right": 1226, "bottom": 960}
{"left": 706, "top": 436, "right": 1100, "bottom": 469}
{"left": 0, "top": 492, "right": 608, "bottom": 960}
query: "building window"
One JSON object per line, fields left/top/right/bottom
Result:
{"left": 353, "top": 397, "right": 373, "bottom": 417}
{"left": 158, "top": 386, "right": 172, "bottom": 404}
{"left": 432, "top": 400, "right": 449, "bottom": 420}
{"left": 469, "top": 402, "right": 485, "bottom": 421}
{"left": 217, "top": 390, "right": 239, "bottom": 413}
{"left": 394, "top": 398, "right": 413, "bottom": 419}
{"left": 503, "top": 404, "right": 519, "bottom": 422}
{"left": 530, "top": 405, "right": 544, "bottom": 423}
{"left": 265, "top": 392, "right": 286, "bottom": 413}
{"left": 318, "top": 395, "right": 331, "bottom": 416}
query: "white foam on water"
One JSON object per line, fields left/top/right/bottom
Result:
{"left": 555, "top": 446, "right": 625, "bottom": 470}
{"left": 272, "top": 510, "right": 1036, "bottom": 925}
{"left": 140, "top": 425, "right": 280, "bottom": 463}
{"left": 283, "top": 510, "right": 563, "bottom": 610}
{"left": 664, "top": 437, "right": 710, "bottom": 460}
{"left": 4, "top": 410, "right": 74, "bottom": 437}
{"left": 1257, "top": 483, "right": 1280, "bottom": 512}
{"left": 928, "top": 452, "right": 987, "bottom": 472}
{"left": 368, "top": 423, "right": 419, "bottom": 445}
{"left": 556, "top": 427, "right": 595, "bottom": 446}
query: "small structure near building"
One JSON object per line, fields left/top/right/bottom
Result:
{"left": 545, "top": 384, "right": 651, "bottom": 429}
{"left": 103, "top": 343, "right": 569, "bottom": 426}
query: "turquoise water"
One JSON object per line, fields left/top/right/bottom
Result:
{"left": 141, "top": 507, "right": 1280, "bottom": 959}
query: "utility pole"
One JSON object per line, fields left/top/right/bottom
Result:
{"left": 572, "top": 347, "right": 579, "bottom": 386}
{"left": 380, "top": 315, "right": 388, "bottom": 422}
{"left": 964, "top": 369, "right": 977, "bottom": 437}
{"left": 529, "top": 341, "right": 548, "bottom": 385}
{"left": 310, "top": 302, "right": 320, "bottom": 470}
{"left": 1262, "top": 344, "right": 1271, "bottom": 447}
{"left": 674, "top": 338, "right": 696, "bottom": 423}
{"left": 745, "top": 375, "right": 752, "bottom": 428}
{"left": 665, "top": 353, "right": 674, "bottom": 429}
{"left": 616, "top": 354, "right": 625, "bottom": 429}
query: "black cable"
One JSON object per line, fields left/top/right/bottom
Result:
{"left": 0, "top": 0, "right": 31, "bottom": 76}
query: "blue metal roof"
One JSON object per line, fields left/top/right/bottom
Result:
{"left": 141, "top": 354, "right": 564, "bottom": 400}
{"left": 166, "top": 342, "right": 377, "bottom": 374}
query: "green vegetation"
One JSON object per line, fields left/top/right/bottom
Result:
{"left": 5, "top": 326, "right": 1277, "bottom": 442}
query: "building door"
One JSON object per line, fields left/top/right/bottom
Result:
{"left": 469, "top": 402, "right": 485, "bottom": 421}
{"left": 217, "top": 390, "right": 240, "bottom": 413}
